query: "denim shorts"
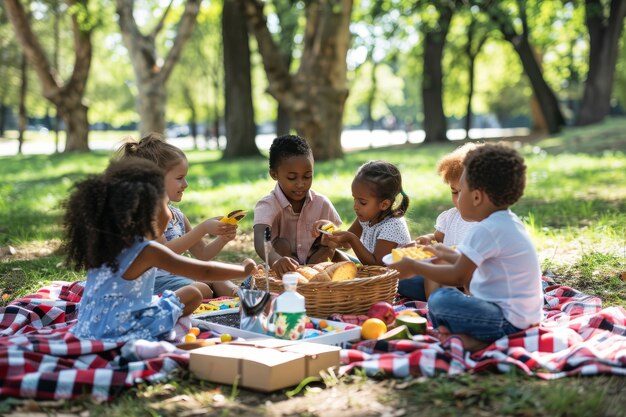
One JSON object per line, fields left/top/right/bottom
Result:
{"left": 427, "top": 287, "right": 522, "bottom": 343}
{"left": 397, "top": 275, "right": 427, "bottom": 301}
{"left": 153, "top": 274, "right": 196, "bottom": 295}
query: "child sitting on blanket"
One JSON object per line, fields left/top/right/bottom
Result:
{"left": 64, "top": 158, "right": 256, "bottom": 342}
{"left": 314, "top": 160, "right": 412, "bottom": 265}
{"left": 253, "top": 134, "right": 343, "bottom": 277}
{"left": 390, "top": 143, "right": 543, "bottom": 352}
{"left": 118, "top": 133, "right": 239, "bottom": 298}
{"left": 399, "top": 142, "right": 480, "bottom": 301}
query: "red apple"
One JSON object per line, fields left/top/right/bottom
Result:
{"left": 367, "top": 301, "right": 396, "bottom": 326}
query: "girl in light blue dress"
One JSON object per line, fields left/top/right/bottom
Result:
{"left": 64, "top": 158, "right": 257, "bottom": 343}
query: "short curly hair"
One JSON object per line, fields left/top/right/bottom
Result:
{"left": 437, "top": 142, "right": 481, "bottom": 184}
{"left": 269, "top": 134, "right": 313, "bottom": 170}
{"left": 463, "top": 143, "right": 526, "bottom": 207}
{"left": 62, "top": 158, "right": 165, "bottom": 272}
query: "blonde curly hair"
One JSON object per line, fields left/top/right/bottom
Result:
{"left": 436, "top": 142, "right": 482, "bottom": 184}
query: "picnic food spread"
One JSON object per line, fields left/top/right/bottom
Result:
{"left": 219, "top": 209, "right": 247, "bottom": 224}
{"left": 391, "top": 246, "right": 435, "bottom": 262}
{"left": 292, "top": 260, "right": 358, "bottom": 283}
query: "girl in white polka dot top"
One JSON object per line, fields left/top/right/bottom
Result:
{"left": 313, "top": 160, "right": 411, "bottom": 265}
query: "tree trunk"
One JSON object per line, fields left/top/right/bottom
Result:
{"left": 0, "top": 104, "right": 6, "bottom": 138}
{"left": 116, "top": 0, "right": 200, "bottom": 136}
{"left": 422, "top": 6, "right": 453, "bottom": 144}
{"left": 464, "top": 58, "right": 474, "bottom": 138}
{"left": 4, "top": 0, "right": 93, "bottom": 152}
{"left": 366, "top": 60, "right": 378, "bottom": 133}
{"left": 59, "top": 100, "right": 89, "bottom": 151}
{"left": 291, "top": 84, "right": 346, "bottom": 159}
{"left": 222, "top": 0, "right": 260, "bottom": 159}
{"left": 18, "top": 53, "right": 27, "bottom": 155}
{"left": 240, "top": 0, "right": 352, "bottom": 160}
{"left": 510, "top": 35, "right": 564, "bottom": 133}
{"left": 576, "top": 0, "right": 626, "bottom": 125}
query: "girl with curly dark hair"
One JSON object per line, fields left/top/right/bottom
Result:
{"left": 64, "top": 158, "right": 257, "bottom": 343}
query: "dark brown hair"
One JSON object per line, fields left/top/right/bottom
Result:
{"left": 463, "top": 143, "right": 526, "bottom": 207}
{"left": 354, "top": 160, "right": 409, "bottom": 221}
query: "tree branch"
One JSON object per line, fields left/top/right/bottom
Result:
{"left": 160, "top": 0, "right": 201, "bottom": 82}
{"left": 150, "top": 0, "right": 174, "bottom": 39}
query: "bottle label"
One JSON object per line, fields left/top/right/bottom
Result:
{"left": 271, "top": 311, "right": 306, "bottom": 340}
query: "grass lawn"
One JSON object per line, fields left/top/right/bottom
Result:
{"left": 1, "top": 118, "right": 626, "bottom": 416}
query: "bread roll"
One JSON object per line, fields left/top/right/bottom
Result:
{"left": 311, "top": 261, "right": 357, "bottom": 282}
{"left": 296, "top": 266, "right": 319, "bottom": 280}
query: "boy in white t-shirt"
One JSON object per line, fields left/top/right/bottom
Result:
{"left": 390, "top": 143, "right": 543, "bottom": 352}
{"left": 399, "top": 143, "right": 479, "bottom": 300}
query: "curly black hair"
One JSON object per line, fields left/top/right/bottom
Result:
{"left": 62, "top": 158, "right": 165, "bottom": 272}
{"left": 354, "top": 160, "right": 409, "bottom": 220}
{"left": 268, "top": 134, "right": 313, "bottom": 170}
{"left": 463, "top": 143, "right": 526, "bottom": 207}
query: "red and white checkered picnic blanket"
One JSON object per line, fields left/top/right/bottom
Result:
{"left": 340, "top": 281, "right": 626, "bottom": 379}
{"left": 2, "top": 278, "right": 625, "bottom": 401}
{"left": 0, "top": 281, "right": 191, "bottom": 400}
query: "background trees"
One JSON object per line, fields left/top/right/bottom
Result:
{"left": 1, "top": 0, "right": 624, "bottom": 157}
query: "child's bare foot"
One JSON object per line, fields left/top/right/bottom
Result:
{"left": 437, "top": 326, "right": 490, "bottom": 353}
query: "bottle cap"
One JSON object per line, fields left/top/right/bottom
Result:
{"left": 282, "top": 273, "right": 299, "bottom": 285}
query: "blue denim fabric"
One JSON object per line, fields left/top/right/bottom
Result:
{"left": 152, "top": 274, "right": 195, "bottom": 295}
{"left": 397, "top": 276, "right": 427, "bottom": 302}
{"left": 427, "top": 287, "right": 522, "bottom": 343}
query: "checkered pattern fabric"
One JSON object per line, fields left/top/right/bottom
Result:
{"left": 0, "top": 281, "right": 190, "bottom": 400}
{"left": 340, "top": 280, "right": 626, "bottom": 379}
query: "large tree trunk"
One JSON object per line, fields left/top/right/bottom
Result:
{"left": 5, "top": 0, "right": 92, "bottom": 152}
{"left": 116, "top": 0, "right": 200, "bottom": 136}
{"left": 59, "top": 100, "right": 89, "bottom": 151}
{"left": 222, "top": 0, "right": 260, "bottom": 159}
{"left": 511, "top": 36, "right": 564, "bottom": 133}
{"left": 240, "top": 0, "right": 352, "bottom": 160}
{"left": 576, "top": 0, "right": 626, "bottom": 125}
{"left": 422, "top": 6, "right": 453, "bottom": 144}
{"left": 478, "top": 0, "right": 565, "bottom": 134}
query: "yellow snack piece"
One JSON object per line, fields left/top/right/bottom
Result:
{"left": 184, "top": 333, "right": 197, "bottom": 343}
{"left": 391, "top": 246, "right": 434, "bottom": 262}
{"left": 219, "top": 209, "right": 247, "bottom": 225}
{"left": 321, "top": 223, "right": 336, "bottom": 233}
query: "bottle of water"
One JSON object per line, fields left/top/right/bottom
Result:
{"left": 271, "top": 273, "right": 306, "bottom": 340}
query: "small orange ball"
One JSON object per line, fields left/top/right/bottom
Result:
{"left": 318, "top": 319, "right": 329, "bottom": 329}
{"left": 189, "top": 327, "right": 201, "bottom": 336}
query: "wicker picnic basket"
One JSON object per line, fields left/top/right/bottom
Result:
{"left": 253, "top": 265, "right": 399, "bottom": 317}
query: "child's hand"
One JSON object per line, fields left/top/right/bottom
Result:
{"left": 271, "top": 256, "right": 299, "bottom": 277}
{"left": 415, "top": 234, "right": 435, "bottom": 245}
{"left": 311, "top": 220, "right": 335, "bottom": 237}
{"left": 326, "top": 230, "right": 355, "bottom": 247}
{"left": 426, "top": 243, "right": 459, "bottom": 263}
{"left": 217, "top": 228, "right": 237, "bottom": 243}
{"left": 388, "top": 257, "right": 419, "bottom": 279}
{"left": 241, "top": 258, "right": 258, "bottom": 276}
{"left": 203, "top": 217, "right": 237, "bottom": 236}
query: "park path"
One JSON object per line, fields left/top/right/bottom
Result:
{"left": 0, "top": 127, "right": 530, "bottom": 156}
